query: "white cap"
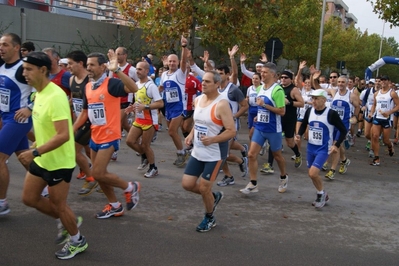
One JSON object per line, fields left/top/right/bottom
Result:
{"left": 58, "top": 58, "right": 68, "bottom": 65}
{"left": 309, "top": 89, "right": 327, "bottom": 98}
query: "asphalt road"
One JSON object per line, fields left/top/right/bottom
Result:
{"left": 1, "top": 123, "right": 399, "bottom": 266}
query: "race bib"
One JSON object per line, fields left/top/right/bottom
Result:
{"left": 333, "top": 106, "right": 345, "bottom": 120}
{"left": 309, "top": 126, "right": 323, "bottom": 146}
{"left": 166, "top": 88, "right": 179, "bottom": 103}
{"left": 72, "top": 98, "right": 83, "bottom": 117}
{"left": 257, "top": 109, "right": 270, "bottom": 123}
{"left": 88, "top": 102, "right": 106, "bottom": 125}
{"left": 194, "top": 124, "right": 208, "bottom": 147}
{"left": 0, "top": 88, "right": 11, "bottom": 112}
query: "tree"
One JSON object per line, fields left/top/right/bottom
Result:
{"left": 366, "top": 0, "right": 399, "bottom": 27}
{"left": 116, "top": 0, "right": 322, "bottom": 59}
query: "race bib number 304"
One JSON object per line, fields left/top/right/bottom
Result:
{"left": 88, "top": 102, "right": 106, "bottom": 125}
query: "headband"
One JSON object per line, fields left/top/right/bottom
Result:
{"left": 23, "top": 56, "right": 51, "bottom": 69}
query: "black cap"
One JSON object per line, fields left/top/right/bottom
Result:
{"left": 380, "top": 75, "right": 390, "bottom": 81}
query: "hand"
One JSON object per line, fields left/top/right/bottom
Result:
{"left": 185, "top": 134, "right": 193, "bottom": 146}
{"left": 200, "top": 135, "right": 213, "bottom": 146}
{"left": 260, "top": 53, "right": 268, "bottom": 63}
{"left": 18, "top": 149, "right": 34, "bottom": 166}
{"left": 14, "top": 108, "right": 31, "bottom": 123}
{"left": 312, "top": 70, "right": 321, "bottom": 80}
{"left": 162, "top": 55, "right": 168, "bottom": 67}
{"left": 309, "top": 64, "right": 317, "bottom": 75}
{"left": 328, "top": 145, "right": 338, "bottom": 155}
{"left": 124, "top": 105, "right": 134, "bottom": 114}
{"left": 181, "top": 35, "right": 188, "bottom": 47}
{"left": 294, "top": 135, "right": 301, "bottom": 142}
{"left": 299, "top": 61, "right": 307, "bottom": 70}
{"left": 200, "top": 50, "right": 209, "bottom": 63}
{"left": 107, "top": 49, "right": 118, "bottom": 72}
{"left": 228, "top": 45, "right": 239, "bottom": 58}
{"left": 240, "top": 53, "right": 247, "bottom": 63}
{"left": 256, "top": 97, "right": 265, "bottom": 107}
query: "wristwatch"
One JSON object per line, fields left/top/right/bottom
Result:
{"left": 113, "top": 67, "right": 121, "bottom": 74}
{"left": 32, "top": 149, "right": 41, "bottom": 157}
{"left": 145, "top": 104, "right": 150, "bottom": 110}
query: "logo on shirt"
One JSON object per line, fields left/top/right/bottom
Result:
{"left": 314, "top": 122, "right": 319, "bottom": 128}
{"left": 0, "top": 77, "right": 5, "bottom": 87}
{"left": 99, "top": 94, "right": 105, "bottom": 101}
{"left": 166, "top": 81, "right": 170, "bottom": 88}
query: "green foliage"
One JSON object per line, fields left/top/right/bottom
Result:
{"left": 367, "top": 0, "right": 399, "bottom": 27}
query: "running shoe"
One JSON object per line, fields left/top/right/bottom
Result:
{"left": 239, "top": 157, "right": 248, "bottom": 178}
{"left": 291, "top": 155, "right": 296, "bottom": 160}
{"left": 78, "top": 180, "right": 98, "bottom": 196}
{"left": 196, "top": 215, "right": 216, "bottom": 233}
{"left": 55, "top": 216, "right": 83, "bottom": 245}
{"left": 370, "top": 157, "right": 380, "bottom": 166}
{"left": 322, "top": 162, "right": 328, "bottom": 171}
{"left": 240, "top": 182, "right": 259, "bottom": 194}
{"left": 388, "top": 143, "right": 395, "bottom": 157}
{"left": 312, "top": 193, "right": 330, "bottom": 206}
{"left": 294, "top": 154, "right": 302, "bottom": 168}
{"left": 151, "top": 131, "right": 158, "bottom": 143}
{"left": 125, "top": 181, "right": 141, "bottom": 210}
{"left": 325, "top": 169, "right": 335, "bottom": 180}
{"left": 260, "top": 163, "right": 274, "bottom": 174}
{"left": 111, "top": 152, "right": 118, "bottom": 161}
{"left": 241, "top": 144, "right": 248, "bottom": 158}
{"left": 213, "top": 191, "right": 224, "bottom": 212}
{"left": 365, "top": 141, "right": 371, "bottom": 151}
{"left": 96, "top": 204, "right": 124, "bottom": 219}
{"left": 314, "top": 191, "right": 329, "bottom": 208}
{"left": 144, "top": 167, "right": 158, "bottom": 178}
{"left": 76, "top": 169, "right": 86, "bottom": 180}
{"left": 175, "top": 152, "right": 189, "bottom": 167}
{"left": 137, "top": 158, "right": 149, "bottom": 170}
{"left": 0, "top": 201, "right": 10, "bottom": 215}
{"left": 278, "top": 176, "right": 288, "bottom": 193}
{"left": 338, "top": 159, "right": 351, "bottom": 174}
{"left": 55, "top": 236, "right": 88, "bottom": 260}
{"left": 369, "top": 149, "right": 375, "bottom": 158}
{"left": 217, "top": 176, "right": 235, "bottom": 187}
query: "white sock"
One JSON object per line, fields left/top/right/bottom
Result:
{"left": 110, "top": 202, "right": 120, "bottom": 208}
{"left": 317, "top": 190, "right": 324, "bottom": 194}
{"left": 70, "top": 231, "right": 81, "bottom": 243}
{"left": 124, "top": 182, "right": 133, "bottom": 192}
{"left": 0, "top": 198, "right": 6, "bottom": 204}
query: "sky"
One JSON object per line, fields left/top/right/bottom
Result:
{"left": 344, "top": 0, "right": 399, "bottom": 40}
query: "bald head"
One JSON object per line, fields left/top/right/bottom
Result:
{"left": 167, "top": 54, "right": 179, "bottom": 72}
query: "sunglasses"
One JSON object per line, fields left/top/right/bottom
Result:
{"left": 330, "top": 76, "right": 337, "bottom": 78}
{"left": 21, "top": 49, "right": 27, "bottom": 52}
{"left": 280, "top": 76, "right": 290, "bottom": 79}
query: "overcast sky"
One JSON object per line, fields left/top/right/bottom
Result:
{"left": 344, "top": 0, "right": 399, "bottom": 40}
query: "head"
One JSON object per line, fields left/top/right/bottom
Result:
{"left": 360, "top": 79, "right": 366, "bottom": 88}
{"left": 204, "top": 59, "right": 215, "bottom": 71}
{"left": 319, "top": 75, "right": 327, "bottom": 84}
{"left": 260, "top": 62, "right": 277, "bottom": 84}
{"left": 310, "top": 89, "right": 327, "bottom": 110}
{"left": 216, "top": 64, "right": 230, "bottom": 83}
{"left": 87, "top": 52, "right": 108, "bottom": 81}
{"left": 380, "top": 75, "right": 390, "bottom": 89}
{"left": 58, "top": 58, "right": 68, "bottom": 70}
{"left": 280, "top": 70, "right": 294, "bottom": 86}
{"left": 136, "top": 61, "right": 150, "bottom": 80}
{"left": 42, "top": 47, "right": 61, "bottom": 72}
{"left": 252, "top": 72, "right": 261, "bottom": 86}
{"left": 201, "top": 71, "right": 221, "bottom": 95}
{"left": 375, "top": 77, "right": 381, "bottom": 89}
{"left": 167, "top": 54, "right": 179, "bottom": 72}
{"left": 337, "top": 75, "right": 348, "bottom": 90}
{"left": 158, "top": 67, "right": 165, "bottom": 77}
{"left": 115, "top": 47, "right": 128, "bottom": 65}
{"left": 22, "top": 51, "right": 52, "bottom": 88}
{"left": 304, "top": 76, "right": 311, "bottom": 90}
{"left": 0, "top": 33, "right": 21, "bottom": 63}
{"left": 21, "top": 41, "right": 35, "bottom": 58}
{"left": 347, "top": 77, "right": 354, "bottom": 89}
{"left": 66, "top": 50, "right": 87, "bottom": 76}
{"left": 329, "top": 71, "right": 339, "bottom": 86}
{"left": 255, "top": 63, "right": 264, "bottom": 74}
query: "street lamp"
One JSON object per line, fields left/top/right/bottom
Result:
{"left": 316, "top": 0, "right": 327, "bottom": 70}
{"left": 376, "top": 20, "right": 385, "bottom": 76}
